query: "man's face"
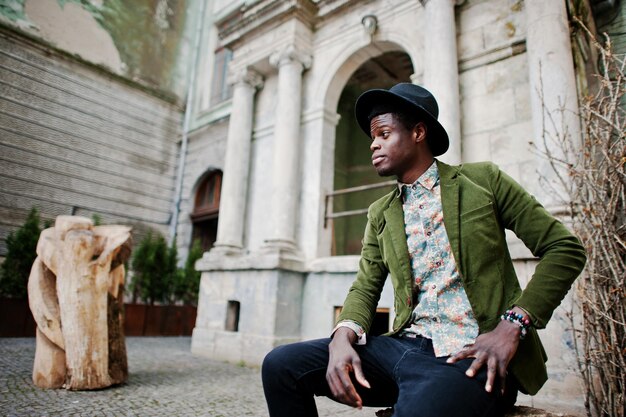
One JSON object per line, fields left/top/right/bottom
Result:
{"left": 369, "top": 113, "right": 420, "bottom": 182}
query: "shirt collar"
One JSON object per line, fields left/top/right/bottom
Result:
{"left": 397, "top": 161, "right": 439, "bottom": 193}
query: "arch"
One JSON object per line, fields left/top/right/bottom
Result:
{"left": 329, "top": 47, "right": 414, "bottom": 255}
{"left": 316, "top": 32, "right": 422, "bottom": 112}
{"left": 190, "top": 168, "right": 223, "bottom": 252}
{"left": 308, "top": 34, "right": 421, "bottom": 258}
{"left": 190, "top": 168, "right": 222, "bottom": 206}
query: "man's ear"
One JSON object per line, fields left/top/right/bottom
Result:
{"left": 413, "top": 122, "right": 427, "bottom": 144}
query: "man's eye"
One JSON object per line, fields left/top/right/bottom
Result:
{"left": 382, "top": 131, "right": 390, "bottom": 138}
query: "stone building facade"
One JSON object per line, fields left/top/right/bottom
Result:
{"left": 179, "top": 0, "right": 620, "bottom": 414}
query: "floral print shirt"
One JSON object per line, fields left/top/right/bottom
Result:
{"left": 399, "top": 162, "right": 479, "bottom": 357}
{"left": 334, "top": 163, "right": 479, "bottom": 357}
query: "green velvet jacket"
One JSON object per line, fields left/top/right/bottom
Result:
{"left": 336, "top": 160, "right": 586, "bottom": 395}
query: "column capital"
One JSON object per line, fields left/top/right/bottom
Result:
{"left": 227, "top": 67, "right": 264, "bottom": 90}
{"left": 269, "top": 45, "right": 312, "bottom": 70}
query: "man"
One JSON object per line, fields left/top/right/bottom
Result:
{"left": 262, "top": 83, "right": 586, "bottom": 417}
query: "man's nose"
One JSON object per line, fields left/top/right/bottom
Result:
{"left": 370, "top": 138, "right": 381, "bottom": 151}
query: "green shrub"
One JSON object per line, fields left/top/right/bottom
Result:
{"left": 129, "top": 233, "right": 202, "bottom": 305}
{"left": 176, "top": 239, "right": 203, "bottom": 306}
{"left": 0, "top": 208, "right": 45, "bottom": 299}
{"left": 91, "top": 213, "right": 102, "bottom": 226}
{"left": 130, "top": 232, "right": 178, "bottom": 305}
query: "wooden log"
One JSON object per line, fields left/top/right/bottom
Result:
{"left": 28, "top": 216, "right": 132, "bottom": 390}
{"left": 107, "top": 289, "right": 127, "bottom": 385}
{"left": 28, "top": 257, "right": 63, "bottom": 349}
{"left": 104, "top": 236, "right": 130, "bottom": 386}
{"left": 32, "top": 328, "right": 66, "bottom": 389}
{"left": 36, "top": 228, "right": 59, "bottom": 276}
{"left": 57, "top": 224, "right": 112, "bottom": 390}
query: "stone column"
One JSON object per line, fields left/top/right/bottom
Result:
{"left": 526, "top": 0, "right": 581, "bottom": 197}
{"left": 263, "top": 45, "right": 311, "bottom": 256}
{"left": 421, "top": 0, "right": 462, "bottom": 164}
{"left": 212, "top": 68, "right": 263, "bottom": 254}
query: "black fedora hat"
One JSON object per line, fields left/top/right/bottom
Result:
{"left": 355, "top": 83, "right": 449, "bottom": 156}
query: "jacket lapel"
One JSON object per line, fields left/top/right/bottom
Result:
{"left": 383, "top": 192, "right": 412, "bottom": 284}
{"left": 438, "top": 160, "right": 462, "bottom": 268}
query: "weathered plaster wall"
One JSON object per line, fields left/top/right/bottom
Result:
{"left": 0, "top": 30, "right": 182, "bottom": 254}
{"left": 0, "top": 0, "right": 194, "bottom": 99}
{"left": 24, "top": 0, "right": 123, "bottom": 72}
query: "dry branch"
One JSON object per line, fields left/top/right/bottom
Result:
{"left": 539, "top": 22, "right": 625, "bottom": 417}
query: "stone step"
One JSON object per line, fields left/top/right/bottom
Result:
{"left": 506, "top": 406, "right": 579, "bottom": 417}
{"left": 375, "top": 406, "right": 577, "bottom": 417}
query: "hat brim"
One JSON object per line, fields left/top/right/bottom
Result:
{"left": 355, "top": 89, "right": 449, "bottom": 156}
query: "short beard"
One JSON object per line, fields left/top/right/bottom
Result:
{"left": 374, "top": 166, "right": 394, "bottom": 177}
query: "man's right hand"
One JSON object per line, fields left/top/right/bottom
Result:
{"left": 326, "top": 327, "right": 371, "bottom": 409}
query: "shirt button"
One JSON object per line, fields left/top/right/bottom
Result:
{"left": 431, "top": 284, "right": 437, "bottom": 289}
{"left": 426, "top": 231, "right": 432, "bottom": 236}
{"left": 419, "top": 205, "right": 424, "bottom": 209}
{"left": 412, "top": 184, "right": 417, "bottom": 190}
{"left": 432, "top": 317, "right": 439, "bottom": 322}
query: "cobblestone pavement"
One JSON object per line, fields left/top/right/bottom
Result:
{"left": 0, "top": 337, "right": 381, "bottom": 417}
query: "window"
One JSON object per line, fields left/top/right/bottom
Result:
{"left": 210, "top": 47, "right": 233, "bottom": 106}
{"left": 225, "top": 300, "right": 240, "bottom": 332}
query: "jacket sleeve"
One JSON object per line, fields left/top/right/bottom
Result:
{"left": 335, "top": 206, "right": 389, "bottom": 334}
{"left": 488, "top": 163, "right": 587, "bottom": 328}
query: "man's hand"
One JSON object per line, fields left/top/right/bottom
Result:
{"left": 447, "top": 308, "right": 528, "bottom": 394}
{"left": 326, "top": 327, "right": 371, "bottom": 408}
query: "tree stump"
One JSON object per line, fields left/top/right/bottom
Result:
{"left": 27, "top": 216, "right": 132, "bottom": 390}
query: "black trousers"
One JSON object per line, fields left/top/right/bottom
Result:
{"left": 262, "top": 335, "right": 518, "bottom": 417}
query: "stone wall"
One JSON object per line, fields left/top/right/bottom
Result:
{"left": 0, "top": 0, "right": 199, "bottom": 255}
{"left": 0, "top": 30, "right": 182, "bottom": 253}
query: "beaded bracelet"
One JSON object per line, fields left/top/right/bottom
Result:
{"left": 501, "top": 310, "right": 531, "bottom": 339}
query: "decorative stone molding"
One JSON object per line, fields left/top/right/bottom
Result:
{"left": 198, "top": 248, "right": 307, "bottom": 272}
{"left": 227, "top": 67, "right": 264, "bottom": 89}
{"left": 459, "top": 39, "right": 526, "bottom": 72}
{"left": 419, "top": 0, "right": 466, "bottom": 6}
{"left": 269, "top": 45, "right": 312, "bottom": 70}
{"left": 216, "top": 0, "right": 318, "bottom": 48}
{"left": 316, "top": 0, "right": 362, "bottom": 19}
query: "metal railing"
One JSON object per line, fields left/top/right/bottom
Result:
{"left": 324, "top": 180, "right": 396, "bottom": 228}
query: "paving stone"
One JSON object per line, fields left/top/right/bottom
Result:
{"left": 0, "top": 338, "right": 576, "bottom": 417}
{"left": 0, "top": 337, "right": 366, "bottom": 417}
